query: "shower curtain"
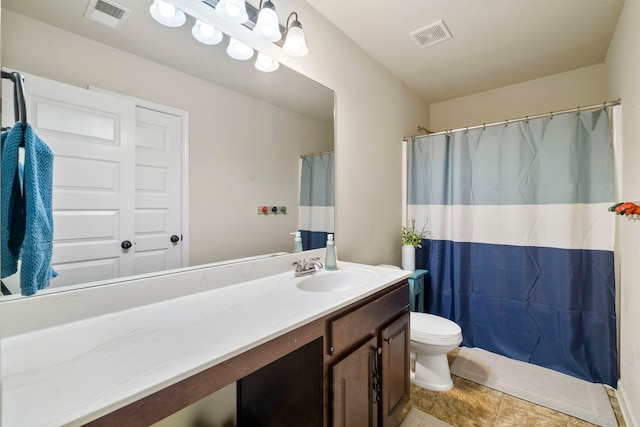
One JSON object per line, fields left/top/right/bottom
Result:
{"left": 299, "top": 152, "right": 334, "bottom": 250}
{"left": 407, "top": 108, "right": 618, "bottom": 387}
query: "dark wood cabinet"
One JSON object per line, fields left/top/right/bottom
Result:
{"left": 237, "top": 281, "right": 410, "bottom": 427}
{"left": 380, "top": 313, "right": 411, "bottom": 426}
{"left": 237, "top": 338, "right": 324, "bottom": 427}
{"left": 331, "top": 336, "right": 379, "bottom": 427}
{"left": 328, "top": 283, "right": 410, "bottom": 427}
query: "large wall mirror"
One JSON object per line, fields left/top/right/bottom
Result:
{"left": 0, "top": 0, "right": 335, "bottom": 299}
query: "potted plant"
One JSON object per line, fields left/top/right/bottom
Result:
{"left": 401, "top": 220, "right": 428, "bottom": 271}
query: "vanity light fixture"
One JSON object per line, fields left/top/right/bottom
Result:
{"left": 282, "top": 12, "right": 308, "bottom": 57}
{"left": 192, "top": 19, "right": 223, "bottom": 45}
{"left": 227, "top": 37, "right": 254, "bottom": 60}
{"left": 215, "top": 0, "right": 249, "bottom": 24}
{"left": 255, "top": 52, "right": 279, "bottom": 72}
{"left": 148, "top": 1, "right": 310, "bottom": 74}
{"left": 149, "top": 0, "right": 186, "bottom": 27}
{"left": 253, "top": 0, "right": 281, "bottom": 42}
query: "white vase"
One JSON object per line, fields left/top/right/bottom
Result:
{"left": 402, "top": 245, "right": 416, "bottom": 271}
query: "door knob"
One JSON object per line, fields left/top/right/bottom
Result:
{"left": 121, "top": 240, "right": 132, "bottom": 250}
{"left": 170, "top": 235, "right": 180, "bottom": 243}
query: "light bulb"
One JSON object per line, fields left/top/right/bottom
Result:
{"left": 216, "top": 0, "right": 249, "bottom": 24}
{"left": 158, "top": 1, "right": 175, "bottom": 18}
{"left": 192, "top": 20, "right": 223, "bottom": 45}
{"left": 283, "top": 26, "right": 308, "bottom": 57}
{"left": 150, "top": 0, "right": 186, "bottom": 27}
{"left": 200, "top": 23, "right": 214, "bottom": 38}
{"left": 225, "top": 3, "right": 241, "bottom": 17}
{"left": 227, "top": 37, "right": 254, "bottom": 60}
{"left": 253, "top": 1, "right": 281, "bottom": 42}
{"left": 255, "top": 53, "right": 279, "bottom": 72}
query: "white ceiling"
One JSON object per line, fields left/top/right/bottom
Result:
{"left": 305, "top": 0, "right": 625, "bottom": 104}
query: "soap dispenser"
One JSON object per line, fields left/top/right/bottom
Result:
{"left": 325, "top": 234, "right": 337, "bottom": 270}
{"left": 291, "top": 231, "right": 303, "bottom": 253}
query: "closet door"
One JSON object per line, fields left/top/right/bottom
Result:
{"left": 134, "top": 107, "right": 183, "bottom": 274}
{"left": 10, "top": 71, "right": 137, "bottom": 288}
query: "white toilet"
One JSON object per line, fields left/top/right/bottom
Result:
{"left": 410, "top": 311, "right": 462, "bottom": 391}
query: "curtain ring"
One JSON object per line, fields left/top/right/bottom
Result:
{"left": 504, "top": 119, "right": 509, "bottom": 127}
{"left": 525, "top": 115, "right": 529, "bottom": 123}
{"left": 482, "top": 123, "right": 486, "bottom": 131}
{"left": 465, "top": 126, "right": 469, "bottom": 134}
{"left": 550, "top": 111, "right": 554, "bottom": 119}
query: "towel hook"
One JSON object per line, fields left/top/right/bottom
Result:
{"left": 1, "top": 71, "right": 27, "bottom": 130}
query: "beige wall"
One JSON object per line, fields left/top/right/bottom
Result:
{"left": 606, "top": 0, "right": 640, "bottom": 423}
{"left": 430, "top": 63, "right": 607, "bottom": 131}
{"left": 2, "top": 10, "right": 333, "bottom": 265}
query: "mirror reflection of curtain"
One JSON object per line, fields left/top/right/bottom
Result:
{"left": 299, "top": 152, "right": 334, "bottom": 250}
{"left": 407, "top": 108, "right": 618, "bottom": 387}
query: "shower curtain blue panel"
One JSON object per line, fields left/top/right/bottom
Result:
{"left": 408, "top": 109, "right": 618, "bottom": 386}
{"left": 299, "top": 152, "right": 334, "bottom": 250}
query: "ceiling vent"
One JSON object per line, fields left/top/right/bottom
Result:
{"left": 83, "top": 0, "right": 131, "bottom": 30}
{"left": 409, "top": 20, "right": 451, "bottom": 49}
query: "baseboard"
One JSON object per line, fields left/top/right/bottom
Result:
{"left": 617, "top": 380, "right": 638, "bottom": 427}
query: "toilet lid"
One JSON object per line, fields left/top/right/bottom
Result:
{"left": 410, "top": 312, "right": 462, "bottom": 340}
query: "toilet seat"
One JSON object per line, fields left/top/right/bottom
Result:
{"left": 410, "top": 312, "right": 462, "bottom": 344}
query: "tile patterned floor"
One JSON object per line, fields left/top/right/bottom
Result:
{"left": 393, "top": 349, "right": 626, "bottom": 427}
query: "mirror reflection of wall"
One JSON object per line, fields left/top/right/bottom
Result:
{"left": 0, "top": 0, "right": 335, "bottom": 298}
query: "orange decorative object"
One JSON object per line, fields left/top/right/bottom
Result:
{"left": 615, "top": 202, "right": 639, "bottom": 216}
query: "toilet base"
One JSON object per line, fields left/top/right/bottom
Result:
{"left": 410, "top": 352, "right": 454, "bottom": 391}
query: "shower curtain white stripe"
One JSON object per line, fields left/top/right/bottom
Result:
{"left": 298, "top": 206, "right": 335, "bottom": 232}
{"left": 407, "top": 203, "right": 615, "bottom": 251}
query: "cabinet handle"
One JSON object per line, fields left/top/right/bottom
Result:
{"left": 371, "top": 347, "right": 381, "bottom": 403}
{"left": 384, "top": 337, "right": 393, "bottom": 343}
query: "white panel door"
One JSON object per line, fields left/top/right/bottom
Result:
{"left": 5, "top": 72, "right": 137, "bottom": 288}
{"left": 134, "top": 107, "right": 182, "bottom": 274}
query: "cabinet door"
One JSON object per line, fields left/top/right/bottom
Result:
{"left": 380, "top": 312, "right": 410, "bottom": 426}
{"left": 331, "top": 336, "right": 379, "bottom": 427}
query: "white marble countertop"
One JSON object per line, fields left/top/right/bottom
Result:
{"left": 0, "top": 260, "right": 411, "bottom": 426}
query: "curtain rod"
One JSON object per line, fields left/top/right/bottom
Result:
{"left": 403, "top": 99, "right": 621, "bottom": 141}
{"left": 300, "top": 150, "right": 334, "bottom": 159}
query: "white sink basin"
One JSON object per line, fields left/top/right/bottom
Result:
{"left": 293, "top": 267, "right": 378, "bottom": 293}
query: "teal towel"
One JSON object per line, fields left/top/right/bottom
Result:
{"left": 1, "top": 126, "right": 24, "bottom": 277}
{"left": 1, "top": 123, "right": 56, "bottom": 296}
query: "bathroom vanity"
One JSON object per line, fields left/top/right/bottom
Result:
{"left": 0, "top": 252, "right": 412, "bottom": 426}
{"left": 237, "top": 277, "right": 410, "bottom": 427}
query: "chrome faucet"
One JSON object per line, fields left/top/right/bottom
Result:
{"left": 292, "top": 258, "right": 324, "bottom": 277}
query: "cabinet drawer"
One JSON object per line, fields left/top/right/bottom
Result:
{"left": 328, "top": 282, "right": 409, "bottom": 356}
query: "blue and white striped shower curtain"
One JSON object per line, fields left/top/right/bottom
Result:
{"left": 299, "top": 152, "right": 334, "bottom": 250}
{"left": 407, "top": 109, "right": 618, "bottom": 386}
